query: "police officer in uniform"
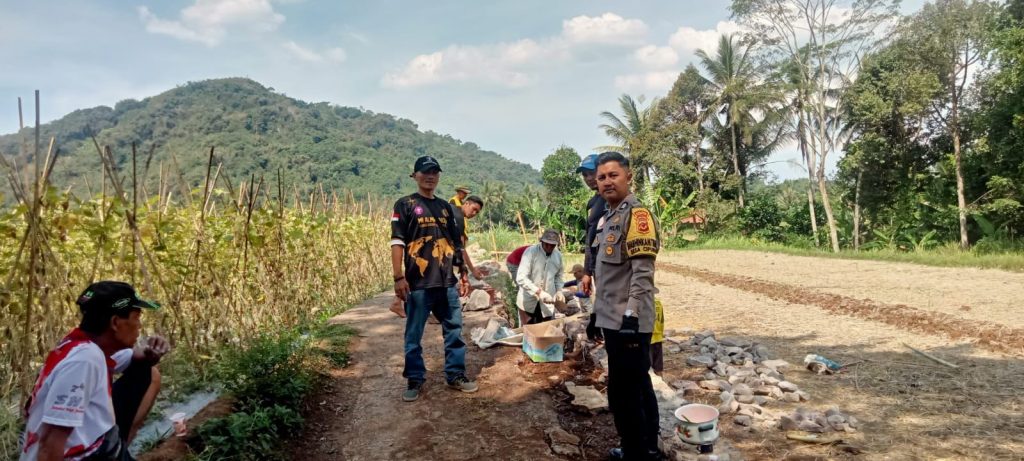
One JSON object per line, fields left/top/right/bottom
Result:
{"left": 591, "top": 152, "right": 661, "bottom": 461}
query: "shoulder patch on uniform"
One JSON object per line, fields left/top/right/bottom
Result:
{"left": 625, "top": 208, "right": 658, "bottom": 258}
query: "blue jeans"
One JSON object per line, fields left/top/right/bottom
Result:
{"left": 403, "top": 286, "right": 467, "bottom": 383}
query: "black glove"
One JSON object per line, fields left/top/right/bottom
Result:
{"left": 620, "top": 315, "right": 639, "bottom": 335}
{"left": 586, "top": 313, "right": 601, "bottom": 341}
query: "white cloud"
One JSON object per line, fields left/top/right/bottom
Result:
{"left": 283, "top": 41, "right": 346, "bottom": 63}
{"left": 562, "top": 13, "right": 648, "bottom": 45}
{"left": 138, "top": 0, "right": 285, "bottom": 47}
{"left": 633, "top": 45, "right": 678, "bottom": 69}
{"left": 381, "top": 39, "right": 564, "bottom": 89}
{"left": 668, "top": 20, "right": 743, "bottom": 55}
{"left": 614, "top": 71, "right": 679, "bottom": 94}
{"left": 382, "top": 12, "right": 648, "bottom": 90}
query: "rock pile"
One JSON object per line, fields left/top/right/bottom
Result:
{"left": 461, "top": 260, "right": 514, "bottom": 317}
{"left": 777, "top": 407, "right": 859, "bottom": 433}
{"left": 668, "top": 330, "right": 810, "bottom": 425}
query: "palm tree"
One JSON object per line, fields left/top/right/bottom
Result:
{"left": 778, "top": 47, "right": 822, "bottom": 246}
{"left": 659, "top": 65, "right": 713, "bottom": 193}
{"left": 481, "top": 181, "right": 507, "bottom": 227}
{"left": 598, "top": 94, "right": 659, "bottom": 191}
{"left": 697, "top": 34, "right": 764, "bottom": 208}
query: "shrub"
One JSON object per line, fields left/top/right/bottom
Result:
{"left": 195, "top": 405, "right": 303, "bottom": 461}
{"left": 215, "top": 331, "right": 314, "bottom": 412}
{"left": 739, "top": 195, "right": 785, "bottom": 243}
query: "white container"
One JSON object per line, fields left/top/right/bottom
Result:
{"left": 170, "top": 412, "right": 188, "bottom": 437}
{"left": 674, "top": 404, "right": 720, "bottom": 445}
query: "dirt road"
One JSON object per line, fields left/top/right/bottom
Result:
{"left": 293, "top": 251, "right": 1024, "bottom": 460}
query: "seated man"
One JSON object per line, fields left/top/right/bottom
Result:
{"left": 20, "top": 281, "right": 168, "bottom": 461}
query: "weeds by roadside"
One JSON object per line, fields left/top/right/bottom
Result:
{"left": 188, "top": 323, "right": 354, "bottom": 461}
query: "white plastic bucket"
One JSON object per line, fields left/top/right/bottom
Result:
{"left": 674, "top": 404, "right": 720, "bottom": 445}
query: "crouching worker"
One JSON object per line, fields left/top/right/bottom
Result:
{"left": 20, "top": 281, "right": 168, "bottom": 461}
{"left": 515, "top": 230, "right": 564, "bottom": 326}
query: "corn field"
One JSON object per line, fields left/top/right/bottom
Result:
{"left": 0, "top": 102, "right": 392, "bottom": 439}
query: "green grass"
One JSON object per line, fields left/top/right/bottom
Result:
{"left": 310, "top": 323, "right": 356, "bottom": 367}
{"left": 469, "top": 227, "right": 532, "bottom": 253}
{"left": 675, "top": 235, "right": 1024, "bottom": 272}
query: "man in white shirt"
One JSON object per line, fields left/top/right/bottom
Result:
{"left": 20, "top": 281, "right": 168, "bottom": 461}
{"left": 515, "top": 229, "right": 565, "bottom": 326}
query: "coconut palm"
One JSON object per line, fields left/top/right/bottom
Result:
{"left": 598, "top": 94, "right": 659, "bottom": 191}
{"left": 697, "top": 33, "right": 767, "bottom": 208}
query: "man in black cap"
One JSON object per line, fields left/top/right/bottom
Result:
{"left": 391, "top": 155, "right": 477, "bottom": 402}
{"left": 20, "top": 281, "right": 169, "bottom": 461}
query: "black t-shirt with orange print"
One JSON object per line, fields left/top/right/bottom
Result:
{"left": 391, "top": 193, "right": 462, "bottom": 291}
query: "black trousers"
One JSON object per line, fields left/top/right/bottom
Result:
{"left": 85, "top": 361, "right": 153, "bottom": 461}
{"left": 603, "top": 328, "right": 660, "bottom": 459}
{"left": 527, "top": 302, "right": 552, "bottom": 325}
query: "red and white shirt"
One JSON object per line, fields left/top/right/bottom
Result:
{"left": 20, "top": 329, "right": 133, "bottom": 460}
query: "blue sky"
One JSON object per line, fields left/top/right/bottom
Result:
{"left": 0, "top": 0, "right": 926, "bottom": 180}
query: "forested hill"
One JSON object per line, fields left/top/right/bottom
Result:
{"left": 0, "top": 78, "right": 541, "bottom": 200}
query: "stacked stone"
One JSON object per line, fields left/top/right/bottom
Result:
{"left": 668, "top": 330, "right": 810, "bottom": 427}
{"left": 777, "top": 407, "right": 860, "bottom": 433}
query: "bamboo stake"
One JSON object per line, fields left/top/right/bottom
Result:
{"left": 903, "top": 343, "right": 959, "bottom": 369}
{"left": 516, "top": 211, "right": 529, "bottom": 243}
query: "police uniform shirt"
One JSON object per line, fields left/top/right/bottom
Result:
{"left": 592, "top": 194, "right": 660, "bottom": 332}
{"left": 391, "top": 193, "right": 462, "bottom": 291}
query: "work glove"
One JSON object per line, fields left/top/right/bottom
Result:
{"left": 619, "top": 315, "right": 639, "bottom": 335}
{"left": 538, "top": 291, "right": 555, "bottom": 304}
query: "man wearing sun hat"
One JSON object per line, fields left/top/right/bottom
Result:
{"left": 514, "top": 229, "right": 565, "bottom": 326}
{"left": 20, "top": 281, "right": 169, "bottom": 461}
{"left": 449, "top": 185, "right": 471, "bottom": 207}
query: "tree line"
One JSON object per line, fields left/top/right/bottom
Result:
{"left": 524, "top": 0, "right": 1022, "bottom": 254}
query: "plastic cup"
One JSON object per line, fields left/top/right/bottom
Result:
{"left": 170, "top": 412, "right": 188, "bottom": 437}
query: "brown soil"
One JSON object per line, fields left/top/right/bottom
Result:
{"left": 138, "top": 398, "right": 234, "bottom": 461}
{"left": 655, "top": 253, "right": 1024, "bottom": 461}
{"left": 658, "top": 262, "right": 1024, "bottom": 353}
{"left": 660, "top": 250, "right": 1024, "bottom": 328}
